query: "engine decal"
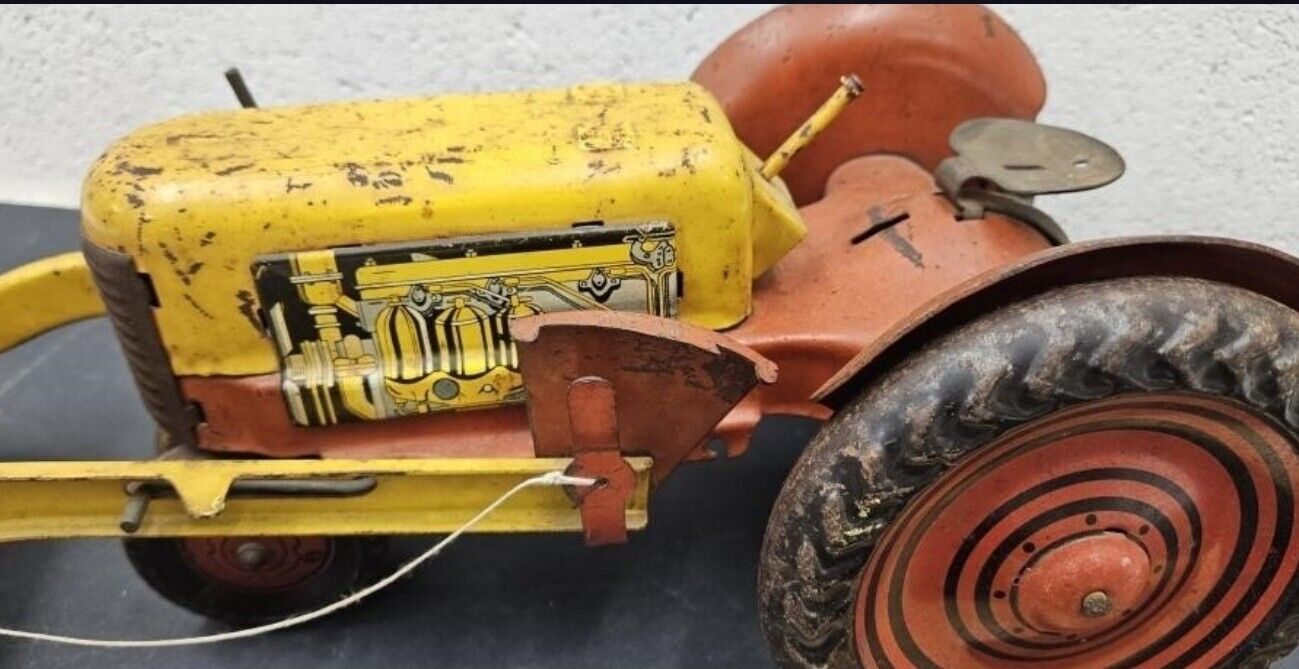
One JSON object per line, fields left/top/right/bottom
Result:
{"left": 252, "top": 222, "right": 678, "bottom": 426}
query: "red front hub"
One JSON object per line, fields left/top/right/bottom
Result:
{"left": 181, "top": 536, "right": 335, "bottom": 591}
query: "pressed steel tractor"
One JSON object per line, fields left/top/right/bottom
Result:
{"left": 4, "top": 4, "right": 1299, "bottom": 667}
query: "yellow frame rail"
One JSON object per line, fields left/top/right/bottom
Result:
{"left": 0, "top": 457, "right": 652, "bottom": 542}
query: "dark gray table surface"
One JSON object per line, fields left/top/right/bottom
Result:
{"left": 1, "top": 202, "right": 1296, "bottom": 669}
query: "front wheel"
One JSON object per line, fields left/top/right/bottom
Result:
{"left": 760, "top": 277, "right": 1299, "bottom": 668}
{"left": 125, "top": 535, "right": 388, "bottom": 626}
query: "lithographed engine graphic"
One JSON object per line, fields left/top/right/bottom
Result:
{"left": 253, "top": 222, "right": 679, "bottom": 426}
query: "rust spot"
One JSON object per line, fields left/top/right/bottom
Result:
{"left": 339, "top": 162, "right": 369, "bottom": 187}
{"left": 376, "top": 195, "right": 413, "bottom": 206}
{"left": 425, "top": 168, "right": 454, "bottom": 184}
{"left": 159, "top": 242, "right": 179, "bottom": 265}
{"left": 702, "top": 352, "right": 758, "bottom": 403}
{"left": 165, "top": 132, "right": 221, "bottom": 145}
{"left": 181, "top": 293, "right": 216, "bottom": 319}
{"left": 199, "top": 231, "right": 217, "bottom": 246}
{"left": 235, "top": 290, "right": 261, "bottom": 331}
{"left": 114, "top": 161, "right": 163, "bottom": 177}
{"left": 680, "top": 149, "right": 698, "bottom": 175}
{"left": 586, "top": 159, "right": 621, "bottom": 181}
{"left": 373, "top": 171, "right": 404, "bottom": 189}
{"left": 214, "top": 163, "right": 254, "bottom": 176}
{"left": 435, "top": 156, "right": 465, "bottom": 164}
{"left": 125, "top": 192, "right": 145, "bottom": 209}
{"left": 285, "top": 177, "right": 312, "bottom": 192}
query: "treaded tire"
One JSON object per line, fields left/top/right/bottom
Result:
{"left": 759, "top": 277, "right": 1299, "bottom": 668}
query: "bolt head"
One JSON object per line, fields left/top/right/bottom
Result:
{"left": 1081, "top": 590, "right": 1113, "bottom": 617}
{"left": 234, "top": 541, "right": 269, "bottom": 569}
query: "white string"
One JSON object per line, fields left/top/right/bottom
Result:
{"left": 0, "top": 470, "right": 598, "bottom": 648}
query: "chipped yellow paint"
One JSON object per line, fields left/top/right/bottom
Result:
{"left": 0, "top": 456, "right": 653, "bottom": 542}
{"left": 81, "top": 82, "right": 805, "bottom": 377}
{"left": 760, "top": 74, "right": 864, "bottom": 180}
{"left": 0, "top": 251, "right": 105, "bottom": 354}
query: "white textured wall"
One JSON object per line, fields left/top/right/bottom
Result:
{"left": 2, "top": 4, "right": 1297, "bottom": 249}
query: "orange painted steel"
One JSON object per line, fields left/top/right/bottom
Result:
{"left": 693, "top": 4, "right": 1046, "bottom": 206}
{"left": 714, "top": 156, "right": 1051, "bottom": 456}
{"left": 561, "top": 377, "right": 638, "bottom": 547}
{"left": 180, "top": 155, "right": 1051, "bottom": 472}
{"left": 514, "top": 311, "right": 776, "bottom": 483}
{"left": 854, "top": 393, "right": 1299, "bottom": 667}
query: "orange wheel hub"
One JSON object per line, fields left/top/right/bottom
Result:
{"left": 1014, "top": 531, "right": 1153, "bottom": 637}
{"left": 181, "top": 536, "right": 334, "bottom": 591}
{"left": 854, "top": 393, "right": 1299, "bottom": 667}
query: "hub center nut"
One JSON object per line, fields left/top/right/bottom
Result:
{"left": 1082, "top": 590, "right": 1113, "bottom": 617}
{"left": 1014, "top": 531, "right": 1152, "bottom": 636}
{"left": 234, "top": 541, "right": 269, "bottom": 570}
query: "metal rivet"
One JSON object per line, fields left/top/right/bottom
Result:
{"left": 235, "top": 541, "right": 269, "bottom": 569}
{"left": 1082, "top": 590, "right": 1113, "bottom": 617}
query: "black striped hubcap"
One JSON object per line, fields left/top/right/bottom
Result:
{"left": 855, "top": 393, "right": 1299, "bottom": 667}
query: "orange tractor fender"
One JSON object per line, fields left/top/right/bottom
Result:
{"left": 694, "top": 3, "right": 1046, "bottom": 206}
{"left": 814, "top": 235, "right": 1299, "bottom": 409}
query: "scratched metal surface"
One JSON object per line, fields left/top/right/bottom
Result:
{"left": 1, "top": 202, "right": 1297, "bottom": 668}
{"left": 0, "top": 201, "right": 805, "bottom": 668}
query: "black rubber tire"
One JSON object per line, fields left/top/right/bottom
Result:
{"left": 759, "top": 277, "right": 1299, "bottom": 668}
{"left": 125, "top": 536, "right": 388, "bottom": 626}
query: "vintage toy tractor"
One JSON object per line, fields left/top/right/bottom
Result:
{"left": 4, "top": 4, "right": 1299, "bottom": 667}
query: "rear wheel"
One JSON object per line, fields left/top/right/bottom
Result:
{"left": 125, "top": 535, "right": 388, "bottom": 625}
{"left": 760, "top": 277, "right": 1299, "bottom": 668}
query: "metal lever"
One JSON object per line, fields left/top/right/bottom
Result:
{"left": 118, "top": 476, "right": 378, "bottom": 534}
{"left": 761, "top": 74, "right": 864, "bottom": 180}
{"left": 935, "top": 118, "right": 1126, "bottom": 245}
{"left": 224, "top": 67, "right": 258, "bottom": 109}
